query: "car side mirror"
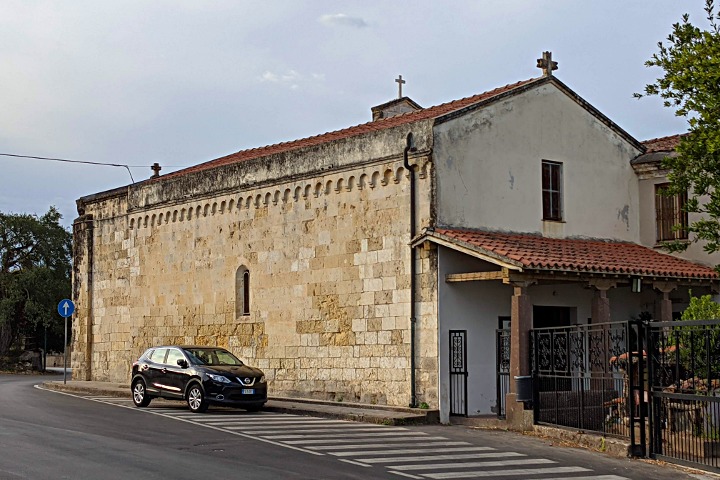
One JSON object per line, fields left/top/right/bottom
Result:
{"left": 177, "top": 359, "right": 188, "bottom": 368}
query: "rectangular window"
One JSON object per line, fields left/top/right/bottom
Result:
{"left": 542, "top": 160, "right": 563, "bottom": 221}
{"left": 655, "top": 183, "right": 688, "bottom": 242}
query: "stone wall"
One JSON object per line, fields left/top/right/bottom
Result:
{"left": 73, "top": 146, "right": 438, "bottom": 407}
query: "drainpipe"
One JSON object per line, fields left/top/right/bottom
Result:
{"left": 404, "top": 132, "right": 418, "bottom": 407}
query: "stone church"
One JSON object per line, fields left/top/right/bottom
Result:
{"left": 72, "top": 54, "right": 718, "bottom": 424}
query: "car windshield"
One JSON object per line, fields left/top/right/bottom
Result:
{"left": 183, "top": 348, "right": 244, "bottom": 366}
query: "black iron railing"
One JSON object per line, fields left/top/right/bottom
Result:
{"left": 531, "top": 321, "right": 643, "bottom": 442}
{"left": 647, "top": 319, "right": 720, "bottom": 472}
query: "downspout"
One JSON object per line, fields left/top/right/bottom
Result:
{"left": 404, "top": 132, "right": 418, "bottom": 407}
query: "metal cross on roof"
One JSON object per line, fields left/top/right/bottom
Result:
{"left": 536, "top": 51, "right": 558, "bottom": 77}
{"left": 395, "top": 75, "right": 406, "bottom": 98}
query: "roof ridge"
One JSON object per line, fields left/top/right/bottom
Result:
{"left": 160, "top": 77, "right": 541, "bottom": 181}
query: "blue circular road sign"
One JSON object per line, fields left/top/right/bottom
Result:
{"left": 58, "top": 299, "right": 75, "bottom": 318}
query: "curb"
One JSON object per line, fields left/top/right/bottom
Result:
{"left": 40, "top": 381, "right": 436, "bottom": 426}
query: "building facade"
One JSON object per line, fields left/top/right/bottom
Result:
{"left": 72, "top": 66, "right": 718, "bottom": 423}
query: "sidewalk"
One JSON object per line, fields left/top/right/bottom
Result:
{"left": 40, "top": 380, "right": 438, "bottom": 426}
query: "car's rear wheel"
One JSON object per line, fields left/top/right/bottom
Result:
{"left": 132, "top": 378, "right": 152, "bottom": 407}
{"left": 187, "top": 384, "right": 208, "bottom": 413}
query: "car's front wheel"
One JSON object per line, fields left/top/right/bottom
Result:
{"left": 132, "top": 378, "right": 152, "bottom": 407}
{"left": 186, "top": 384, "right": 208, "bottom": 413}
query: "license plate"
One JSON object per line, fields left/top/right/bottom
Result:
{"left": 241, "top": 388, "right": 254, "bottom": 395}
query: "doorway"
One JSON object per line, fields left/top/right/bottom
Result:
{"left": 533, "top": 306, "right": 574, "bottom": 329}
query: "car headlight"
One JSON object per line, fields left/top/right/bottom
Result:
{"left": 259, "top": 375, "right": 266, "bottom": 383}
{"left": 207, "top": 374, "right": 231, "bottom": 383}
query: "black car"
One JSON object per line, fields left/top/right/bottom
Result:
{"left": 130, "top": 345, "right": 267, "bottom": 413}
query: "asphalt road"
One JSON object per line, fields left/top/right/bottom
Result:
{"left": 0, "top": 374, "right": 715, "bottom": 480}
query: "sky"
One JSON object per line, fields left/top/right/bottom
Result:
{"left": 0, "top": 1, "right": 709, "bottom": 228}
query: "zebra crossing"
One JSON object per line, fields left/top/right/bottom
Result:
{"left": 81, "top": 395, "right": 628, "bottom": 480}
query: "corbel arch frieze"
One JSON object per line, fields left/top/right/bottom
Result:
{"left": 128, "top": 160, "right": 410, "bottom": 230}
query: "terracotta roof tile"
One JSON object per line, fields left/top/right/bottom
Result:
{"left": 642, "top": 134, "right": 685, "bottom": 153}
{"left": 162, "top": 78, "right": 541, "bottom": 180}
{"left": 432, "top": 228, "right": 718, "bottom": 279}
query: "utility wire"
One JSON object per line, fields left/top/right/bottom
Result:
{"left": 0, "top": 152, "right": 188, "bottom": 184}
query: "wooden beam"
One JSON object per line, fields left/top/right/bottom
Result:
{"left": 446, "top": 271, "right": 506, "bottom": 282}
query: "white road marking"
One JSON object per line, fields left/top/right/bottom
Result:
{"left": 283, "top": 435, "right": 434, "bottom": 445}
{"left": 202, "top": 419, "right": 348, "bottom": 426}
{"left": 338, "top": 459, "right": 370, "bottom": 468}
{"left": 422, "top": 466, "right": 591, "bottom": 479}
{"left": 389, "top": 472, "right": 422, "bottom": 479}
{"left": 390, "top": 458, "right": 555, "bottom": 471}
{"left": 231, "top": 426, "right": 407, "bottom": 434}
{"left": 329, "top": 446, "right": 492, "bottom": 456}
{"left": 539, "top": 477, "right": 629, "bottom": 480}
{"left": 357, "top": 452, "right": 525, "bottom": 464}
{"left": 307, "top": 440, "right": 468, "bottom": 450}
{"left": 262, "top": 431, "right": 423, "bottom": 440}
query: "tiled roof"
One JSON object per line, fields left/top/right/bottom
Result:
{"left": 162, "top": 77, "right": 542, "bottom": 180}
{"left": 642, "top": 134, "right": 684, "bottom": 153}
{"left": 429, "top": 228, "right": 718, "bottom": 279}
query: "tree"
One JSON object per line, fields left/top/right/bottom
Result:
{"left": 0, "top": 207, "right": 71, "bottom": 356}
{"left": 636, "top": 0, "right": 720, "bottom": 256}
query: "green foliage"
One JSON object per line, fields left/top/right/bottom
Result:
{"left": 0, "top": 207, "right": 71, "bottom": 355}
{"left": 677, "top": 293, "right": 720, "bottom": 381}
{"left": 681, "top": 293, "right": 720, "bottom": 321}
{"left": 636, "top": 1, "right": 720, "bottom": 258}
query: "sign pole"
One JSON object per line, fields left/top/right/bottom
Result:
{"left": 63, "top": 315, "right": 68, "bottom": 384}
{"left": 57, "top": 299, "right": 75, "bottom": 385}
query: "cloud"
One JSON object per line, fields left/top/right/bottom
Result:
{"left": 319, "top": 13, "right": 368, "bottom": 28}
{"left": 259, "top": 69, "right": 325, "bottom": 90}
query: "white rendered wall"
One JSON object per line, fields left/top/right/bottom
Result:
{"left": 433, "top": 83, "right": 642, "bottom": 241}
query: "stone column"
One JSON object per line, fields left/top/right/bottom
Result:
{"left": 590, "top": 280, "right": 615, "bottom": 325}
{"left": 589, "top": 280, "right": 615, "bottom": 387}
{"left": 653, "top": 282, "right": 676, "bottom": 323}
{"left": 506, "top": 281, "right": 534, "bottom": 431}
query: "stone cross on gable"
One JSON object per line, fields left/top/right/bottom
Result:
{"left": 151, "top": 162, "right": 161, "bottom": 178}
{"left": 536, "top": 51, "right": 558, "bottom": 76}
{"left": 395, "top": 75, "right": 406, "bottom": 98}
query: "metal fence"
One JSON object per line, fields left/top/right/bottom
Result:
{"left": 647, "top": 319, "right": 720, "bottom": 472}
{"left": 531, "top": 321, "right": 644, "bottom": 445}
{"left": 496, "top": 329, "right": 510, "bottom": 418}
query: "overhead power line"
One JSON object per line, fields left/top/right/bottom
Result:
{"left": 0, "top": 152, "right": 187, "bottom": 184}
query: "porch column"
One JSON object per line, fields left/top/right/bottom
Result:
{"left": 589, "top": 280, "right": 615, "bottom": 386}
{"left": 506, "top": 281, "right": 534, "bottom": 431}
{"left": 509, "top": 282, "right": 533, "bottom": 386}
{"left": 590, "top": 280, "right": 616, "bottom": 325}
{"left": 653, "top": 282, "right": 676, "bottom": 323}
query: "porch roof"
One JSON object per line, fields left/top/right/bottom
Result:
{"left": 415, "top": 228, "right": 719, "bottom": 281}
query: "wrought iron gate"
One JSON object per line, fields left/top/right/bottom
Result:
{"left": 496, "top": 329, "right": 510, "bottom": 418}
{"left": 530, "top": 320, "right": 646, "bottom": 455}
{"left": 523, "top": 317, "right": 720, "bottom": 473}
{"left": 647, "top": 319, "right": 720, "bottom": 473}
{"left": 450, "top": 330, "right": 468, "bottom": 416}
